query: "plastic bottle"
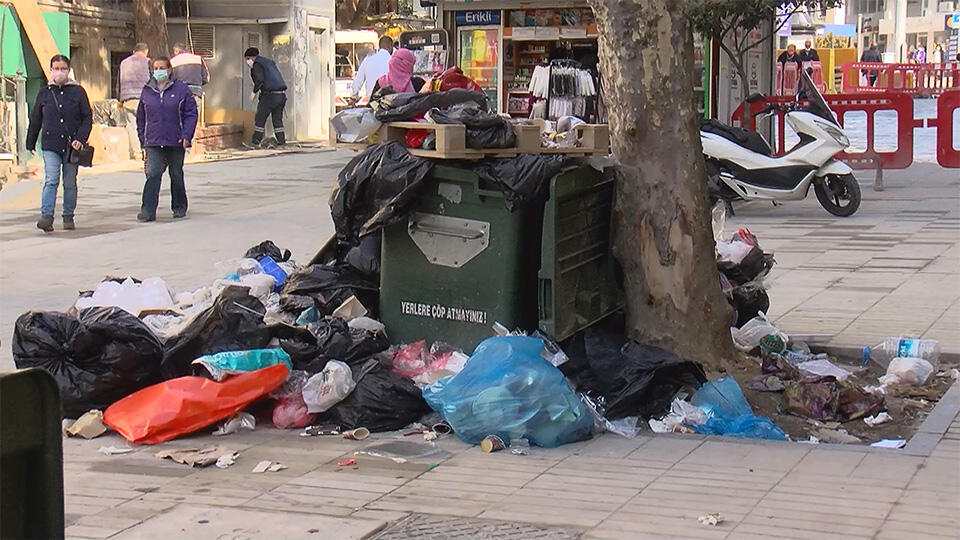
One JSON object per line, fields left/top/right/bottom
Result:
{"left": 869, "top": 338, "right": 940, "bottom": 369}
{"left": 258, "top": 256, "right": 288, "bottom": 291}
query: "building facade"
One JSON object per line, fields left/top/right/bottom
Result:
{"left": 849, "top": 0, "right": 958, "bottom": 58}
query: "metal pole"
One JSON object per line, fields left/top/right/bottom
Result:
{"left": 893, "top": 0, "right": 906, "bottom": 62}
{"left": 857, "top": 14, "right": 863, "bottom": 60}
{"left": 14, "top": 68, "right": 28, "bottom": 166}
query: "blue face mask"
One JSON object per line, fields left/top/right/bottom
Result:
{"left": 154, "top": 69, "right": 169, "bottom": 82}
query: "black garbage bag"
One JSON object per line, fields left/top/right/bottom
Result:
{"left": 344, "top": 232, "right": 381, "bottom": 277}
{"left": 330, "top": 142, "right": 434, "bottom": 244}
{"left": 372, "top": 88, "right": 488, "bottom": 123}
{"left": 280, "top": 264, "right": 378, "bottom": 316}
{"left": 321, "top": 358, "right": 430, "bottom": 432}
{"left": 244, "top": 240, "right": 292, "bottom": 262}
{"left": 13, "top": 307, "right": 163, "bottom": 418}
{"left": 717, "top": 246, "right": 775, "bottom": 285}
{"left": 273, "top": 324, "right": 322, "bottom": 367}
{"left": 731, "top": 282, "right": 770, "bottom": 328}
{"left": 473, "top": 154, "right": 568, "bottom": 212}
{"left": 562, "top": 326, "right": 706, "bottom": 420}
{"left": 426, "top": 103, "right": 516, "bottom": 149}
{"left": 160, "top": 286, "right": 273, "bottom": 379}
{"left": 297, "top": 319, "right": 390, "bottom": 373}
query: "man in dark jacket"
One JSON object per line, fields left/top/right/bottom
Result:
{"left": 244, "top": 47, "right": 287, "bottom": 146}
{"left": 136, "top": 56, "right": 198, "bottom": 222}
{"left": 798, "top": 40, "right": 820, "bottom": 62}
{"left": 860, "top": 44, "right": 883, "bottom": 86}
{"left": 119, "top": 43, "right": 150, "bottom": 159}
{"left": 25, "top": 54, "right": 92, "bottom": 232}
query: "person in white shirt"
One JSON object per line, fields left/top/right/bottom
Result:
{"left": 351, "top": 36, "right": 394, "bottom": 100}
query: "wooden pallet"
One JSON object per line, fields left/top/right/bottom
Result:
{"left": 376, "top": 122, "right": 610, "bottom": 160}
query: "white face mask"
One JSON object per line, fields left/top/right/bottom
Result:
{"left": 245, "top": 58, "right": 254, "bottom": 67}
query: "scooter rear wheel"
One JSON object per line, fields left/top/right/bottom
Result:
{"left": 815, "top": 173, "right": 861, "bottom": 217}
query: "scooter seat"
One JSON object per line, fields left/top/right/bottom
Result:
{"left": 700, "top": 118, "right": 772, "bottom": 156}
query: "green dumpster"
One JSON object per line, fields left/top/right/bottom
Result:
{"left": 379, "top": 162, "right": 622, "bottom": 352}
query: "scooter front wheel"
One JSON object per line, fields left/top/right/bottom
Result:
{"left": 815, "top": 173, "right": 861, "bottom": 217}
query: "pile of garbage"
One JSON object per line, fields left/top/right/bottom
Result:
{"left": 712, "top": 204, "right": 776, "bottom": 329}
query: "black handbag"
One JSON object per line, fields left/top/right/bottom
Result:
{"left": 50, "top": 87, "right": 94, "bottom": 167}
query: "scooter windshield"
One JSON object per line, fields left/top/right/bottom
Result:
{"left": 799, "top": 70, "right": 838, "bottom": 125}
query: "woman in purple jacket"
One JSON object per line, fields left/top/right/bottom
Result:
{"left": 135, "top": 56, "right": 198, "bottom": 222}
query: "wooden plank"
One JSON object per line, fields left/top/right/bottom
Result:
{"left": 11, "top": 0, "right": 61, "bottom": 80}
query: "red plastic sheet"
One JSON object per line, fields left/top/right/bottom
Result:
{"left": 104, "top": 364, "right": 289, "bottom": 444}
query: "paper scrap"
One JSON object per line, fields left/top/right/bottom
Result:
{"left": 216, "top": 451, "right": 239, "bottom": 469}
{"left": 156, "top": 446, "right": 236, "bottom": 468}
{"left": 99, "top": 446, "right": 134, "bottom": 455}
{"left": 65, "top": 410, "right": 107, "bottom": 439}
{"left": 864, "top": 412, "right": 893, "bottom": 427}
{"left": 268, "top": 462, "right": 287, "bottom": 472}
{"left": 871, "top": 439, "right": 906, "bottom": 449}
{"left": 252, "top": 460, "right": 272, "bottom": 473}
{"left": 698, "top": 513, "right": 724, "bottom": 526}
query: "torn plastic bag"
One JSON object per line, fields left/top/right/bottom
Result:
{"left": 330, "top": 142, "right": 434, "bottom": 243}
{"left": 372, "top": 88, "right": 488, "bottom": 123}
{"left": 425, "top": 103, "right": 517, "bottom": 149}
{"left": 280, "top": 264, "right": 379, "bottom": 316}
{"left": 690, "top": 377, "right": 787, "bottom": 441}
{"left": 321, "top": 358, "right": 430, "bottom": 432}
{"left": 423, "top": 336, "right": 594, "bottom": 448}
{"left": 302, "top": 360, "right": 357, "bottom": 413}
{"left": 717, "top": 246, "right": 775, "bottom": 284}
{"left": 74, "top": 277, "right": 175, "bottom": 317}
{"left": 273, "top": 324, "right": 323, "bottom": 368}
{"left": 294, "top": 318, "right": 389, "bottom": 372}
{"left": 472, "top": 154, "right": 568, "bottom": 212}
{"left": 731, "top": 282, "right": 770, "bottom": 328}
{"left": 103, "top": 364, "right": 289, "bottom": 444}
{"left": 244, "top": 240, "right": 292, "bottom": 263}
{"left": 192, "top": 349, "right": 293, "bottom": 382}
{"left": 344, "top": 232, "right": 381, "bottom": 277}
{"left": 332, "top": 107, "right": 382, "bottom": 143}
{"left": 13, "top": 307, "right": 164, "bottom": 418}
{"left": 732, "top": 313, "right": 788, "bottom": 352}
{"left": 784, "top": 379, "right": 884, "bottom": 421}
{"left": 561, "top": 327, "right": 706, "bottom": 420}
{"left": 160, "top": 286, "right": 274, "bottom": 379}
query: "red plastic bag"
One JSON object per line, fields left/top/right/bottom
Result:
{"left": 272, "top": 395, "right": 315, "bottom": 429}
{"left": 405, "top": 129, "right": 429, "bottom": 149}
{"left": 431, "top": 67, "right": 484, "bottom": 93}
{"left": 104, "top": 364, "right": 289, "bottom": 444}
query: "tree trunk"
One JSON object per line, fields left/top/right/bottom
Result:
{"left": 589, "top": 0, "right": 737, "bottom": 369}
{"left": 133, "top": 0, "right": 170, "bottom": 58}
{"left": 737, "top": 62, "right": 751, "bottom": 128}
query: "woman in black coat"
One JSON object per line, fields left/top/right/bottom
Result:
{"left": 25, "top": 55, "right": 92, "bottom": 232}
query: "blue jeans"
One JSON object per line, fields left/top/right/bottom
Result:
{"left": 141, "top": 146, "right": 187, "bottom": 217}
{"left": 40, "top": 150, "right": 79, "bottom": 217}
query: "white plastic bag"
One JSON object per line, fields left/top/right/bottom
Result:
{"left": 732, "top": 313, "right": 788, "bottom": 352}
{"left": 75, "top": 277, "right": 175, "bottom": 316}
{"left": 302, "top": 361, "right": 357, "bottom": 413}
{"left": 716, "top": 239, "right": 754, "bottom": 264}
{"left": 882, "top": 357, "right": 934, "bottom": 386}
{"left": 797, "top": 359, "right": 852, "bottom": 382}
{"left": 332, "top": 108, "right": 381, "bottom": 143}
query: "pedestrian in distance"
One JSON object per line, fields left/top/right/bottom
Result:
{"left": 798, "top": 40, "right": 820, "bottom": 62}
{"left": 351, "top": 35, "right": 394, "bottom": 102}
{"left": 119, "top": 43, "right": 150, "bottom": 160}
{"left": 25, "top": 54, "right": 92, "bottom": 233}
{"left": 171, "top": 42, "right": 210, "bottom": 105}
{"left": 860, "top": 43, "right": 882, "bottom": 86}
{"left": 371, "top": 48, "right": 425, "bottom": 95}
{"left": 136, "top": 56, "right": 198, "bottom": 223}
{"left": 244, "top": 47, "right": 287, "bottom": 147}
{"left": 777, "top": 44, "right": 803, "bottom": 70}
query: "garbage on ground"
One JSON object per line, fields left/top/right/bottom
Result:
{"left": 510, "top": 438, "right": 531, "bottom": 455}
{"left": 99, "top": 445, "right": 134, "bottom": 455}
{"left": 13, "top": 307, "right": 164, "bottom": 418}
{"left": 812, "top": 427, "right": 861, "bottom": 444}
{"left": 881, "top": 357, "right": 935, "bottom": 386}
{"left": 216, "top": 451, "right": 239, "bottom": 469}
{"left": 302, "top": 360, "right": 357, "bottom": 413}
{"left": 425, "top": 102, "right": 516, "bottom": 149}
{"left": 192, "top": 349, "right": 293, "bottom": 382}
{"left": 797, "top": 359, "right": 852, "bottom": 382}
{"left": 212, "top": 412, "right": 256, "bottom": 436}
{"left": 423, "top": 336, "right": 594, "bottom": 448}
{"left": 868, "top": 337, "right": 940, "bottom": 369}
{"left": 337, "top": 458, "right": 357, "bottom": 467}
{"left": 371, "top": 88, "right": 488, "bottom": 123}
{"left": 332, "top": 108, "right": 382, "bottom": 143}
{"left": 864, "top": 412, "right": 893, "bottom": 427}
{"left": 75, "top": 277, "right": 175, "bottom": 316}
{"left": 252, "top": 460, "right": 287, "bottom": 473}
{"left": 331, "top": 295, "right": 368, "bottom": 321}
{"left": 357, "top": 440, "right": 452, "bottom": 463}
{"left": 732, "top": 314, "right": 788, "bottom": 352}
{"left": 322, "top": 358, "right": 430, "bottom": 432}
{"left": 648, "top": 397, "right": 707, "bottom": 434}
{"left": 342, "top": 427, "right": 370, "bottom": 440}
{"left": 871, "top": 439, "right": 907, "bottom": 449}
{"left": 783, "top": 378, "right": 884, "bottom": 422}
{"left": 244, "top": 240, "right": 292, "bottom": 263}
{"left": 690, "top": 377, "right": 788, "bottom": 440}
{"left": 481, "top": 435, "right": 506, "bottom": 453}
{"left": 280, "top": 264, "right": 379, "bottom": 319}
{"left": 698, "top": 513, "right": 724, "bottom": 526}
{"left": 714, "top": 219, "right": 777, "bottom": 328}
{"left": 104, "top": 364, "right": 288, "bottom": 444}
{"left": 156, "top": 446, "right": 238, "bottom": 468}
{"left": 272, "top": 390, "right": 315, "bottom": 429}
{"left": 64, "top": 409, "right": 108, "bottom": 439}
{"left": 391, "top": 341, "right": 468, "bottom": 384}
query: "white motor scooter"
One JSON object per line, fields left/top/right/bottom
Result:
{"left": 700, "top": 70, "right": 861, "bottom": 217}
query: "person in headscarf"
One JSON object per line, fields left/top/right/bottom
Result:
{"left": 371, "top": 48, "right": 424, "bottom": 95}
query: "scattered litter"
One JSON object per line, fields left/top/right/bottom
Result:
{"left": 871, "top": 439, "right": 907, "bottom": 449}
{"left": 423, "top": 431, "right": 438, "bottom": 442}
{"left": 212, "top": 412, "right": 256, "bottom": 436}
{"left": 648, "top": 397, "right": 708, "bottom": 434}
{"left": 343, "top": 427, "right": 370, "bottom": 440}
{"left": 252, "top": 460, "right": 272, "bottom": 473}
{"left": 301, "top": 425, "right": 342, "bottom": 437}
{"left": 331, "top": 295, "right": 368, "bottom": 321}
{"left": 882, "top": 357, "right": 935, "bottom": 386}
{"left": 510, "top": 438, "right": 531, "bottom": 456}
{"left": 302, "top": 360, "right": 357, "bottom": 414}
{"left": 797, "top": 359, "right": 852, "bottom": 382}
{"left": 732, "top": 314, "right": 787, "bottom": 352}
{"left": 268, "top": 462, "right": 287, "bottom": 472}
{"left": 65, "top": 410, "right": 107, "bottom": 439}
{"left": 337, "top": 458, "right": 357, "bottom": 467}
{"left": 191, "top": 348, "right": 293, "bottom": 382}
{"left": 348, "top": 317, "right": 386, "bottom": 334}
{"left": 698, "top": 513, "right": 724, "bottom": 526}
{"left": 798, "top": 436, "right": 821, "bottom": 444}
{"left": 99, "top": 446, "right": 134, "bottom": 455}
{"left": 357, "top": 440, "right": 452, "bottom": 463}
{"left": 74, "top": 277, "right": 175, "bottom": 316}
{"left": 691, "top": 378, "right": 787, "bottom": 440}
{"left": 215, "top": 451, "right": 238, "bottom": 469}
{"left": 864, "top": 412, "right": 893, "bottom": 427}
{"left": 812, "top": 428, "right": 861, "bottom": 444}
{"left": 481, "top": 435, "right": 506, "bottom": 453}
{"left": 157, "top": 446, "right": 237, "bottom": 468}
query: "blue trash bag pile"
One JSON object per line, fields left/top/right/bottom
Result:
{"left": 423, "top": 336, "right": 594, "bottom": 448}
{"left": 690, "top": 377, "right": 787, "bottom": 441}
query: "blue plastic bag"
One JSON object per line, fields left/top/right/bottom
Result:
{"left": 423, "top": 336, "right": 594, "bottom": 448}
{"left": 191, "top": 348, "right": 293, "bottom": 382}
{"left": 691, "top": 377, "right": 787, "bottom": 441}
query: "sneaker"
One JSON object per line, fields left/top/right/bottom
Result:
{"left": 62, "top": 216, "right": 75, "bottom": 230}
{"left": 172, "top": 210, "right": 187, "bottom": 219}
{"left": 137, "top": 212, "right": 155, "bottom": 223}
{"left": 36, "top": 215, "right": 54, "bottom": 232}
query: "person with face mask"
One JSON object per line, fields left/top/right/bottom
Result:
{"left": 135, "top": 56, "right": 198, "bottom": 222}
{"left": 244, "top": 47, "right": 288, "bottom": 146}
{"left": 798, "top": 40, "right": 819, "bottom": 62}
{"left": 25, "top": 54, "right": 92, "bottom": 232}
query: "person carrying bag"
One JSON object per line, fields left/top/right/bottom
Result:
{"left": 25, "top": 54, "right": 93, "bottom": 232}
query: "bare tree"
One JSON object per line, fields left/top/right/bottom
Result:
{"left": 133, "top": 0, "right": 170, "bottom": 57}
{"left": 588, "top": 0, "right": 737, "bottom": 368}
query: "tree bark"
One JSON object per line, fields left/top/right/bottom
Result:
{"left": 133, "top": 0, "right": 170, "bottom": 58}
{"left": 589, "top": 0, "right": 737, "bottom": 369}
